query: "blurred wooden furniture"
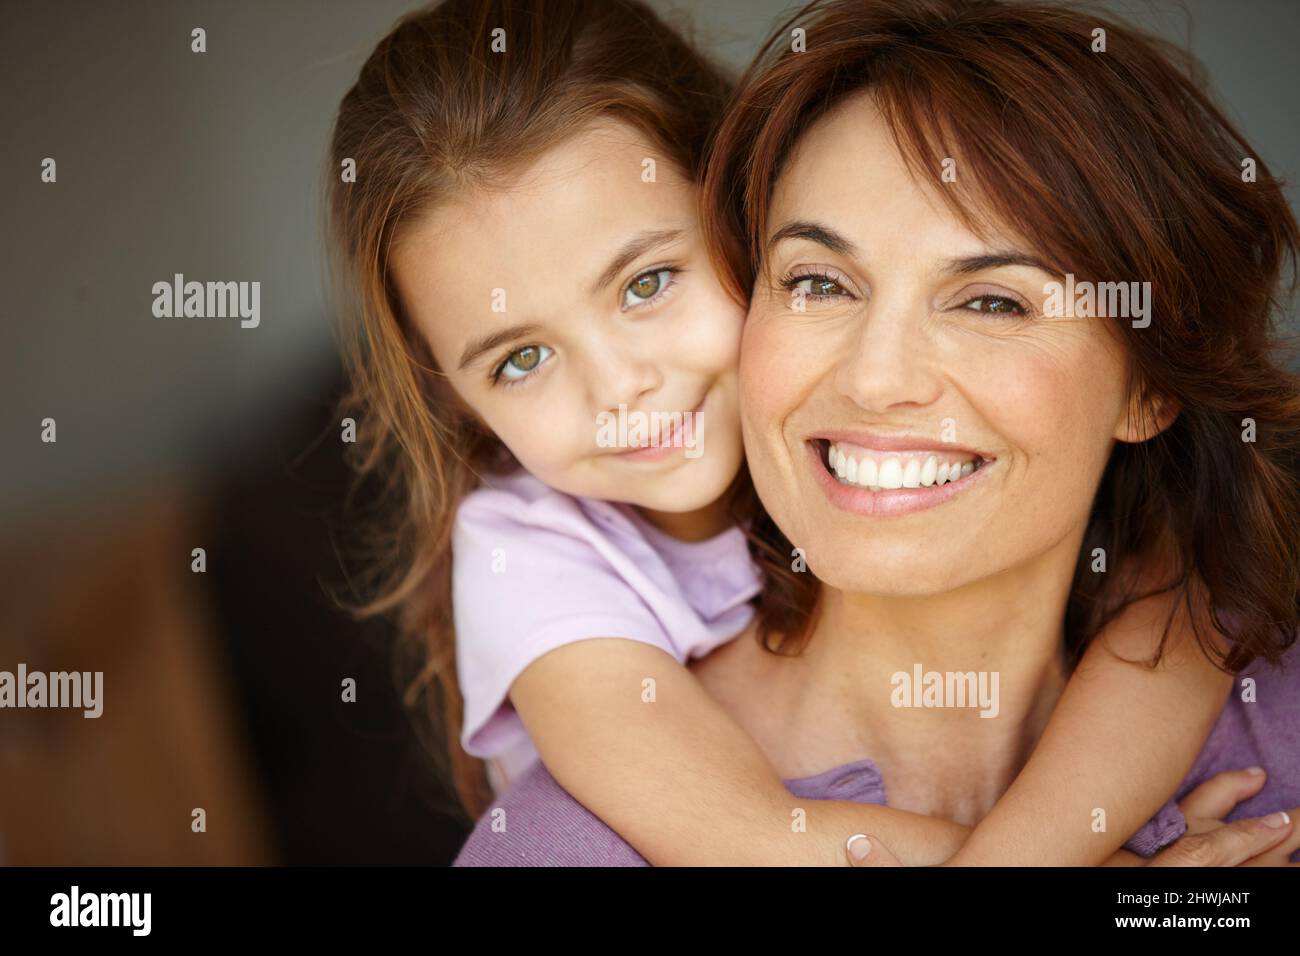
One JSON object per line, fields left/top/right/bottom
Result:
{"left": 0, "top": 485, "right": 274, "bottom": 865}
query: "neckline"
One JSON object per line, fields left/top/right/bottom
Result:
{"left": 776, "top": 668, "right": 1259, "bottom": 808}
{"left": 782, "top": 756, "right": 886, "bottom": 801}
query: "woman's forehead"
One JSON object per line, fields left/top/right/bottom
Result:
{"left": 767, "top": 100, "right": 1026, "bottom": 264}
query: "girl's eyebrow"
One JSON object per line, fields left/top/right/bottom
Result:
{"left": 456, "top": 226, "right": 688, "bottom": 372}
{"left": 458, "top": 323, "right": 542, "bottom": 372}
{"left": 456, "top": 227, "right": 688, "bottom": 372}
{"left": 589, "top": 227, "right": 685, "bottom": 295}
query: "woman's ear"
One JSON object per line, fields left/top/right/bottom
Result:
{"left": 1115, "top": 385, "right": 1181, "bottom": 444}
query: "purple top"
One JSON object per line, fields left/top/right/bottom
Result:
{"left": 454, "top": 642, "right": 1300, "bottom": 866}
{"left": 452, "top": 468, "right": 761, "bottom": 784}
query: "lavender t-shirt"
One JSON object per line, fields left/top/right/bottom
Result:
{"left": 452, "top": 468, "right": 763, "bottom": 785}
{"left": 455, "top": 641, "right": 1300, "bottom": 865}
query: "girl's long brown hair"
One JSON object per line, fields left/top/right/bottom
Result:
{"left": 701, "top": 0, "right": 1300, "bottom": 674}
{"left": 324, "top": 0, "right": 732, "bottom": 819}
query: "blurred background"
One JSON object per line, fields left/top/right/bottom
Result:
{"left": 2, "top": 0, "right": 1297, "bottom": 865}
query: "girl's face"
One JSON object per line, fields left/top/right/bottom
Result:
{"left": 742, "top": 92, "right": 1160, "bottom": 596}
{"left": 394, "top": 120, "right": 746, "bottom": 518}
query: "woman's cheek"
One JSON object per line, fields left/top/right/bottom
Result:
{"left": 740, "top": 302, "right": 798, "bottom": 379}
{"left": 738, "top": 317, "right": 791, "bottom": 424}
{"left": 963, "top": 346, "right": 1123, "bottom": 523}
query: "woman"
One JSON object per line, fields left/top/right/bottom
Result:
{"left": 454, "top": 0, "right": 1300, "bottom": 866}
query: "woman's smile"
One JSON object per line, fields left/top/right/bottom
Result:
{"left": 805, "top": 434, "right": 997, "bottom": 517}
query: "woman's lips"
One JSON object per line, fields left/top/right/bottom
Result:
{"left": 806, "top": 438, "right": 995, "bottom": 516}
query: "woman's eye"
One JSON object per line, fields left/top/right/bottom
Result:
{"left": 961, "top": 295, "right": 1027, "bottom": 316}
{"left": 798, "top": 276, "right": 845, "bottom": 298}
{"left": 495, "top": 344, "right": 553, "bottom": 383}
{"left": 781, "top": 272, "right": 851, "bottom": 301}
{"left": 623, "top": 268, "right": 673, "bottom": 308}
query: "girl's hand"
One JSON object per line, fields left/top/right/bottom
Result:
{"left": 846, "top": 769, "right": 1298, "bottom": 867}
{"left": 844, "top": 833, "right": 902, "bottom": 867}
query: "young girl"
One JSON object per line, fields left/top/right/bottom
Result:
{"left": 327, "top": 0, "right": 1242, "bottom": 866}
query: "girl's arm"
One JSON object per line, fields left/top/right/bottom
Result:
{"left": 509, "top": 637, "right": 969, "bottom": 866}
{"left": 945, "top": 589, "right": 1233, "bottom": 866}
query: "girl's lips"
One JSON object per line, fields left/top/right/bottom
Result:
{"left": 620, "top": 437, "right": 680, "bottom": 462}
{"left": 805, "top": 438, "right": 996, "bottom": 517}
{"left": 616, "top": 393, "right": 708, "bottom": 462}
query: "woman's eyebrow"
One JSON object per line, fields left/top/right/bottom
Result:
{"left": 458, "top": 323, "right": 542, "bottom": 372}
{"left": 589, "top": 227, "right": 685, "bottom": 295}
{"left": 942, "top": 251, "right": 1057, "bottom": 276}
{"left": 766, "top": 223, "right": 1058, "bottom": 279}
{"left": 767, "top": 220, "right": 858, "bottom": 256}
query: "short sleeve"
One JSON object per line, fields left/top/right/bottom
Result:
{"left": 452, "top": 487, "right": 682, "bottom": 761}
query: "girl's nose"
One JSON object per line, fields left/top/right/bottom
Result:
{"left": 589, "top": 343, "right": 664, "bottom": 417}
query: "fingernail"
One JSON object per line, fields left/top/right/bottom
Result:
{"left": 847, "top": 834, "right": 871, "bottom": 860}
{"left": 1261, "top": 811, "right": 1291, "bottom": 829}
{"left": 1246, "top": 766, "right": 1265, "bottom": 776}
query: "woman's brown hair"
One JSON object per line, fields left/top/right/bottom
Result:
{"left": 324, "top": 0, "right": 732, "bottom": 819}
{"left": 702, "top": 0, "right": 1300, "bottom": 673}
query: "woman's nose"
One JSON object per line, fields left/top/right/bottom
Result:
{"left": 833, "top": 303, "right": 943, "bottom": 414}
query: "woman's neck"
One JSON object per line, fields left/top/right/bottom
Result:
{"left": 697, "top": 530, "right": 1081, "bottom": 824}
{"left": 811, "top": 564, "right": 1071, "bottom": 821}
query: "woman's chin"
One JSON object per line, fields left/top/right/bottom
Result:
{"left": 807, "top": 553, "right": 974, "bottom": 597}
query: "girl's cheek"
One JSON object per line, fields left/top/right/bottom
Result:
{"left": 486, "top": 406, "right": 569, "bottom": 474}
{"left": 672, "top": 286, "right": 746, "bottom": 370}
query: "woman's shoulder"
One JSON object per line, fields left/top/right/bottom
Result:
{"left": 1206, "top": 637, "right": 1300, "bottom": 749}
{"left": 453, "top": 761, "right": 648, "bottom": 867}
{"left": 1188, "top": 638, "right": 1300, "bottom": 813}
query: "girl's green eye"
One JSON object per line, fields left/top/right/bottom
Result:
{"left": 629, "top": 272, "right": 661, "bottom": 298}
{"left": 496, "top": 344, "right": 553, "bottom": 382}
{"left": 510, "top": 346, "right": 541, "bottom": 370}
{"left": 624, "top": 268, "right": 673, "bottom": 307}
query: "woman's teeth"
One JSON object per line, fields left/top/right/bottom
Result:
{"left": 825, "top": 441, "right": 984, "bottom": 491}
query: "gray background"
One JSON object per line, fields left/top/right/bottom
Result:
{"left": 3, "top": 0, "right": 1297, "bottom": 528}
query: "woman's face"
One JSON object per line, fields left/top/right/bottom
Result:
{"left": 742, "top": 92, "right": 1146, "bottom": 595}
{"left": 394, "top": 120, "right": 746, "bottom": 515}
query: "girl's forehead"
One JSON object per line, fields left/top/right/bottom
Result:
{"left": 508, "top": 119, "right": 694, "bottom": 192}
{"left": 410, "top": 128, "right": 695, "bottom": 245}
